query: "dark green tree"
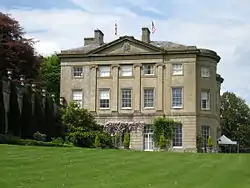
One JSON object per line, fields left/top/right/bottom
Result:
{"left": 20, "top": 85, "right": 33, "bottom": 138}
{"left": 8, "top": 82, "right": 21, "bottom": 136}
{"left": 220, "top": 92, "right": 250, "bottom": 149}
{"left": 39, "top": 55, "right": 60, "bottom": 103}
{"left": 0, "top": 80, "right": 5, "bottom": 134}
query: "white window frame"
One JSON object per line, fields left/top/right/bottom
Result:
{"left": 72, "top": 90, "right": 83, "bottom": 108}
{"left": 201, "top": 67, "right": 210, "bottom": 78}
{"left": 172, "top": 64, "right": 183, "bottom": 75}
{"left": 73, "top": 66, "right": 83, "bottom": 78}
{"left": 120, "top": 65, "right": 132, "bottom": 77}
{"left": 201, "top": 90, "right": 210, "bottom": 110}
{"left": 99, "top": 66, "right": 110, "bottom": 77}
{"left": 144, "top": 88, "right": 154, "bottom": 108}
{"left": 121, "top": 89, "right": 132, "bottom": 109}
{"left": 99, "top": 89, "right": 110, "bottom": 109}
{"left": 143, "top": 64, "right": 154, "bottom": 75}
{"left": 172, "top": 87, "right": 183, "bottom": 108}
{"left": 173, "top": 124, "right": 182, "bottom": 147}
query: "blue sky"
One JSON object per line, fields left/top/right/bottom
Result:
{"left": 1, "top": 0, "right": 250, "bottom": 103}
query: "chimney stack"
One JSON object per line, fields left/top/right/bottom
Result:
{"left": 141, "top": 27, "right": 150, "bottom": 43}
{"left": 94, "top": 29, "right": 104, "bottom": 45}
{"left": 84, "top": 29, "right": 104, "bottom": 46}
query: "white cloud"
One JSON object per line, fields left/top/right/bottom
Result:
{"left": 1, "top": 0, "right": 250, "bottom": 103}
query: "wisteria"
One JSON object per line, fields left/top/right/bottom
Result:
{"left": 103, "top": 121, "right": 145, "bottom": 135}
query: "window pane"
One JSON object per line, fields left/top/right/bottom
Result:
{"left": 143, "top": 65, "right": 154, "bottom": 75}
{"left": 202, "top": 125, "right": 210, "bottom": 147}
{"left": 99, "top": 66, "right": 110, "bottom": 77}
{"left": 121, "top": 65, "right": 132, "bottom": 76}
{"left": 172, "top": 64, "right": 183, "bottom": 75}
{"left": 172, "top": 88, "right": 182, "bottom": 107}
{"left": 121, "top": 89, "right": 132, "bottom": 108}
{"left": 173, "top": 124, "right": 182, "bottom": 147}
{"left": 72, "top": 90, "right": 83, "bottom": 108}
{"left": 100, "top": 90, "right": 109, "bottom": 99}
{"left": 144, "top": 89, "right": 154, "bottom": 107}
{"left": 73, "top": 67, "right": 83, "bottom": 77}
{"left": 72, "top": 91, "right": 82, "bottom": 100}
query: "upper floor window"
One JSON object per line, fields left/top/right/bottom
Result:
{"left": 143, "top": 64, "right": 154, "bottom": 75}
{"left": 121, "top": 65, "right": 132, "bottom": 77}
{"left": 99, "top": 89, "right": 110, "bottom": 109}
{"left": 172, "top": 87, "right": 183, "bottom": 108}
{"left": 173, "top": 124, "right": 182, "bottom": 147}
{"left": 201, "top": 67, "right": 210, "bottom": 78}
{"left": 73, "top": 67, "right": 83, "bottom": 78}
{"left": 72, "top": 90, "right": 83, "bottom": 108}
{"left": 144, "top": 88, "right": 154, "bottom": 108}
{"left": 121, "top": 89, "right": 132, "bottom": 108}
{"left": 201, "top": 90, "right": 210, "bottom": 110}
{"left": 99, "top": 66, "right": 110, "bottom": 77}
{"left": 172, "top": 64, "right": 183, "bottom": 75}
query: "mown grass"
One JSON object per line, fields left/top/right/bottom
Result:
{"left": 0, "top": 144, "right": 250, "bottom": 188}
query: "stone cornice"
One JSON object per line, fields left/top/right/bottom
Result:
{"left": 216, "top": 74, "right": 224, "bottom": 84}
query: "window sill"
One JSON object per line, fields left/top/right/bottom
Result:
{"left": 172, "top": 73, "right": 183, "bottom": 76}
{"left": 144, "top": 107, "right": 155, "bottom": 110}
{"left": 72, "top": 76, "right": 84, "bottom": 79}
{"left": 173, "top": 146, "right": 183, "bottom": 149}
{"left": 99, "top": 108, "right": 110, "bottom": 110}
{"left": 201, "top": 76, "right": 210, "bottom": 79}
{"left": 201, "top": 108, "right": 210, "bottom": 111}
{"left": 121, "top": 107, "right": 132, "bottom": 110}
{"left": 171, "top": 107, "right": 183, "bottom": 109}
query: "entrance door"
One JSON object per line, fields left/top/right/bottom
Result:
{"left": 144, "top": 125, "right": 154, "bottom": 151}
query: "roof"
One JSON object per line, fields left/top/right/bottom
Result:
{"left": 61, "top": 39, "right": 191, "bottom": 54}
{"left": 218, "top": 135, "right": 237, "bottom": 145}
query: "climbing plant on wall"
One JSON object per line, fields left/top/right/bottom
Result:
{"left": 152, "top": 117, "right": 179, "bottom": 148}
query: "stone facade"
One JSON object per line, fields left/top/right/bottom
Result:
{"left": 58, "top": 27, "right": 224, "bottom": 152}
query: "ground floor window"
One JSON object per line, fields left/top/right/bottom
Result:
{"left": 143, "top": 125, "right": 154, "bottom": 151}
{"left": 201, "top": 125, "right": 210, "bottom": 148}
{"left": 173, "top": 124, "right": 182, "bottom": 147}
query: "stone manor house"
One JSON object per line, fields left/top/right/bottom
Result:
{"left": 58, "top": 27, "right": 224, "bottom": 152}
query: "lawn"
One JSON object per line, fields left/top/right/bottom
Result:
{"left": 0, "top": 145, "right": 250, "bottom": 188}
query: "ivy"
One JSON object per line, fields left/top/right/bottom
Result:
{"left": 152, "top": 117, "right": 179, "bottom": 148}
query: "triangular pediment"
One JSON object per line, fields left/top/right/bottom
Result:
{"left": 87, "top": 36, "right": 163, "bottom": 55}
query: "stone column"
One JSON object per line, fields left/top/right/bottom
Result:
{"left": 156, "top": 63, "right": 164, "bottom": 112}
{"left": 133, "top": 64, "right": 142, "bottom": 113}
{"left": 111, "top": 65, "right": 119, "bottom": 113}
{"left": 89, "top": 65, "right": 98, "bottom": 112}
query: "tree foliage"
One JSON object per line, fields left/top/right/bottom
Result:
{"left": 220, "top": 92, "right": 250, "bottom": 149}
{"left": 0, "top": 12, "right": 42, "bottom": 78}
{"left": 61, "top": 102, "right": 99, "bottom": 132}
{"left": 39, "top": 55, "right": 60, "bottom": 102}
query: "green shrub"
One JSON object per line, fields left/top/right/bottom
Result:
{"left": 33, "top": 131, "right": 47, "bottom": 141}
{"left": 208, "top": 136, "right": 213, "bottom": 148}
{"left": 159, "top": 134, "right": 166, "bottom": 149}
{"left": 0, "top": 134, "right": 71, "bottom": 147}
{"left": 51, "top": 137, "right": 64, "bottom": 145}
{"left": 68, "top": 131, "right": 112, "bottom": 148}
{"left": 123, "top": 132, "right": 130, "bottom": 149}
{"left": 94, "top": 135, "right": 101, "bottom": 148}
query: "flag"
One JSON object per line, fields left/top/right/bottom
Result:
{"left": 115, "top": 21, "right": 118, "bottom": 36}
{"left": 151, "top": 21, "right": 156, "bottom": 34}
